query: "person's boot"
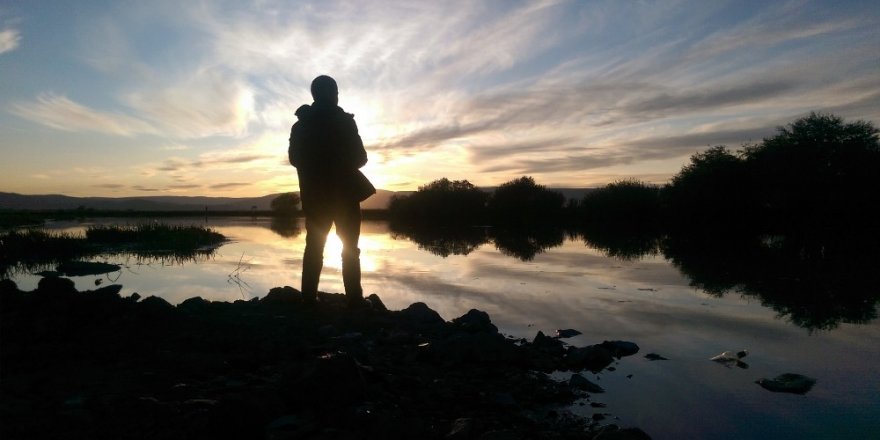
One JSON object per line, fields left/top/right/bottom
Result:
{"left": 301, "top": 251, "right": 323, "bottom": 305}
{"left": 341, "top": 248, "right": 363, "bottom": 307}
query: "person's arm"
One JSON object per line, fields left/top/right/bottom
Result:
{"left": 347, "top": 117, "right": 368, "bottom": 169}
{"left": 288, "top": 123, "right": 300, "bottom": 167}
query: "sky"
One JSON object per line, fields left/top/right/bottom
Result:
{"left": 1, "top": 0, "right": 878, "bottom": 197}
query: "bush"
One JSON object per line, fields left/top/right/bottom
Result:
{"left": 388, "top": 178, "right": 488, "bottom": 226}
{"left": 580, "top": 179, "right": 660, "bottom": 228}
{"left": 487, "top": 176, "right": 565, "bottom": 226}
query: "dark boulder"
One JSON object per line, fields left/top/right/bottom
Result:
{"left": 566, "top": 345, "right": 614, "bottom": 372}
{"left": 570, "top": 373, "right": 604, "bottom": 393}
{"left": 37, "top": 276, "right": 77, "bottom": 294}
{"left": 262, "top": 286, "right": 302, "bottom": 305}
{"left": 600, "top": 340, "right": 640, "bottom": 358}
{"left": 452, "top": 309, "right": 498, "bottom": 334}
{"left": 396, "top": 302, "right": 446, "bottom": 332}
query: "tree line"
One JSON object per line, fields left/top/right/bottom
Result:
{"left": 388, "top": 112, "right": 879, "bottom": 235}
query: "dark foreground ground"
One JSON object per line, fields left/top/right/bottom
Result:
{"left": 0, "top": 278, "right": 649, "bottom": 440}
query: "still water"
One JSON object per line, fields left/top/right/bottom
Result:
{"left": 10, "top": 217, "right": 880, "bottom": 439}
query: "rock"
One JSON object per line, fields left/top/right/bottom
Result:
{"left": 0, "top": 278, "right": 21, "bottom": 294}
{"left": 710, "top": 350, "right": 748, "bottom": 362}
{"left": 644, "top": 353, "right": 668, "bottom": 361}
{"left": 570, "top": 373, "right": 605, "bottom": 393}
{"left": 555, "top": 328, "right": 582, "bottom": 338}
{"left": 594, "top": 427, "right": 653, "bottom": 440}
{"left": 427, "top": 332, "right": 519, "bottom": 365}
{"left": 128, "top": 292, "right": 141, "bottom": 302}
{"left": 262, "top": 286, "right": 302, "bottom": 304}
{"left": 566, "top": 345, "right": 614, "bottom": 372}
{"left": 452, "top": 309, "right": 498, "bottom": 334}
{"left": 178, "top": 296, "right": 210, "bottom": 312}
{"left": 366, "top": 293, "right": 386, "bottom": 311}
{"left": 446, "top": 417, "right": 476, "bottom": 439}
{"left": 600, "top": 340, "right": 640, "bottom": 358}
{"left": 711, "top": 350, "right": 749, "bottom": 369}
{"left": 37, "top": 276, "right": 77, "bottom": 294}
{"left": 756, "top": 373, "right": 817, "bottom": 394}
{"left": 139, "top": 295, "right": 174, "bottom": 314}
{"left": 533, "top": 331, "right": 565, "bottom": 352}
{"left": 88, "top": 284, "right": 123, "bottom": 301}
{"left": 396, "top": 302, "right": 446, "bottom": 332}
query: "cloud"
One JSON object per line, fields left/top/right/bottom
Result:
{"left": 167, "top": 184, "right": 201, "bottom": 190}
{"left": 483, "top": 125, "right": 777, "bottom": 175}
{"left": 0, "top": 28, "right": 20, "bottom": 54}
{"left": 132, "top": 185, "right": 160, "bottom": 192}
{"left": 92, "top": 183, "right": 125, "bottom": 189}
{"left": 155, "top": 153, "right": 273, "bottom": 173}
{"left": 125, "top": 70, "right": 255, "bottom": 138}
{"left": 209, "top": 182, "right": 250, "bottom": 190}
{"left": 10, "top": 93, "right": 156, "bottom": 136}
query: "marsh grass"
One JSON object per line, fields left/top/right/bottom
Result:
{"left": 0, "top": 224, "right": 226, "bottom": 276}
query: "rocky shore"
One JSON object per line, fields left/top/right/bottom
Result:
{"left": 0, "top": 278, "right": 649, "bottom": 440}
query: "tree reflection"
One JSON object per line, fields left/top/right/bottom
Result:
{"left": 580, "top": 226, "right": 661, "bottom": 261}
{"left": 489, "top": 227, "right": 565, "bottom": 261}
{"left": 661, "top": 232, "right": 880, "bottom": 331}
{"left": 269, "top": 217, "right": 302, "bottom": 238}
{"left": 390, "top": 227, "right": 489, "bottom": 257}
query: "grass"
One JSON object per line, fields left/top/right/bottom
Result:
{"left": 0, "top": 224, "right": 226, "bottom": 276}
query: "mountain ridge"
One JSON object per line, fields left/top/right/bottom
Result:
{"left": 0, "top": 188, "right": 593, "bottom": 211}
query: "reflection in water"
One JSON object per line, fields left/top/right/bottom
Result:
{"left": 391, "top": 222, "right": 880, "bottom": 331}
{"left": 580, "top": 226, "right": 661, "bottom": 261}
{"left": 269, "top": 216, "right": 302, "bottom": 238}
{"left": 490, "top": 227, "right": 566, "bottom": 261}
{"left": 389, "top": 225, "right": 568, "bottom": 261}
{"left": 390, "top": 227, "right": 489, "bottom": 257}
{"left": 662, "top": 233, "right": 880, "bottom": 331}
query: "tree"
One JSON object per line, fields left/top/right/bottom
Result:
{"left": 580, "top": 179, "right": 661, "bottom": 228}
{"left": 270, "top": 193, "right": 301, "bottom": 216}
{"left": 388, "top": 178, "right": 488, "bottom": 226}
{"left": 487, "top": 176, "right": 565, "bottom": 226}
{"left": 742, "top": 112, "right": 880, "bottom": 232}
{"left": 662, "top": 146, "right": 754, "bottom": 231}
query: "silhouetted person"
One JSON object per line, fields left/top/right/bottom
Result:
{"left": 289, "top": 75, "right": 375, "bottom": 305}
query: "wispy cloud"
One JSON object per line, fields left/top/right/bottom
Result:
{"left": 92, "top": 183, "right": 125, "bottom": 189}
{"left": 0, "top": 28, "right": 20, "bottom": 54}
{"left": 10, "top": 93, "right": 156, "bottom": 136}
{"left": 125, "top": 70, "right": 255, "bottom": 138}
{"left": 209, "top": 182, "right": 250, "bottom": 190}
{"left": 155, "top": 153, "right": 273, "bottom": 173}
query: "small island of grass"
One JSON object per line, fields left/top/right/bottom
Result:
{"left": 0, "top": 224, "right": 226, "bottom": 276}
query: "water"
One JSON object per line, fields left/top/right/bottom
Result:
{"left": 8, "top": 217, "right": 880, "bottom": 439}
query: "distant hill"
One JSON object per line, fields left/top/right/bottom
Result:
{"left": 0, "top": 188, "right": 592, "bottom": 212}
{"left": 0, "top": 190, "right": 398, "bottom": 211}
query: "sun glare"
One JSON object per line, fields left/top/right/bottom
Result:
{"left": 322, "top": 227, "right": 380, "bottom": 273}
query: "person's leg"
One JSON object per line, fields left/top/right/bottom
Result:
{"left": 335, "top": 200, "right": 363, "bottom": 301}
{"left": 302, "top": 207, "right": 332, "bottom": 303}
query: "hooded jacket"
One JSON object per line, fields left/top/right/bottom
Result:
{"left": 288, "top": 103, "right": 371, "bottom": 207}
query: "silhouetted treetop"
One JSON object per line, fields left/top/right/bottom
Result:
{"left": 388, "top": 178, "right": 488, "bottom": 226}
{"left": 270, "top": 193, "right": 301, "bottom": 215}
{"left": 580, "top": 179, "right": 660, "bottom": 229}
{"left": 488, "top": 176, "right": 565, "bottom": 226}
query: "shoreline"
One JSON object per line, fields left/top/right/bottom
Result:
{"left": 0, "top": 278, "right": 648, "bottom": 440}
